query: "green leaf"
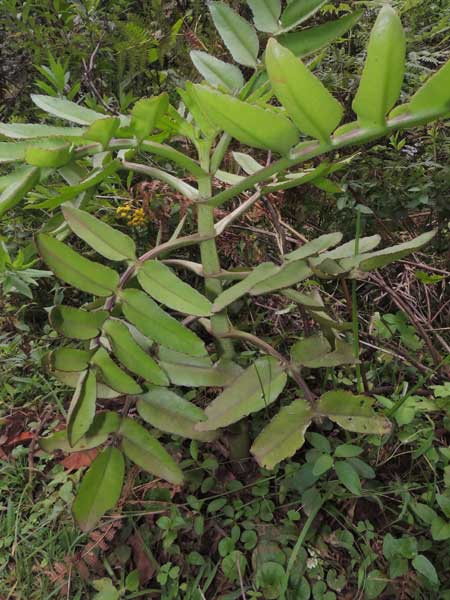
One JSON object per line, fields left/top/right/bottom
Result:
{"left": 212, "top": 263, "right": 279, "bottom": 313}
{"left": 197, "top": 356, "right": 287, "bottom": 431}
{"left": 190, "top": 51, "right": 244, "bottom": 92}
{"left": 193, "top": 84, "right": 299, "bottom": 155}
{"left": 291, "top": 337, "right": 355, "bottom": 368}
{"left": 352, "top": 6, "right": 405, "bottom": 126}
{"left": 436, "top": 494, "right": 450, "bottom": 519}
{"left": 40, "top": 412, "right": 120, "bottom": 453}
{"left": 137, "top": 261, "right": 212, "bottom": 317}
{"left": 334, "top": 460, "right": 361, "bottom": 495}
{"left": 50, "top": 368, "right": 120, "bottom": 399}
{"left": 318, "top": 391, "right": 391, "bottom": 435}
{"left": 265, "top": 38, "right": 343, "bottom": 142}
{"left": 121, "top": 289, "right": 207, "bottom": 357}
{"left": 137, "top": 389, "right": 216, "bottom": 442}
{"left": 412, "top": 555, "right": 439, "bottom": 585}
{"left": 67, "top": 370, "right": 97, "bottom": 445}
{"left": 280, "top": 0, "right": 327, "bottom": 30}
{"left": 25, "top": 141, "right": 72, "bottom": 168}
{"left": 0, "top": 123, "right": 86, "bottom": 139}
{"left": 249, "top": 260, "right": 312, "bottom": 295}
{"left": 50, "top": 305, "right": 108, "bottom": 340}
{"left": 0, "top": 141, "right": 36, "bottom": 163}
{"left": 409, "top": 58, "right": 450, "bottom": 119}
{"left": 278, "top": 11, "right": 363, "bottom": 58}
{"left": 130, "top": 94, "right": 169, "bottom": 142}
{"left": 92, "top": 579, "right": 120, "bottom": 600}
{"left": 84, "top": 117, "right": 120, "bottom": 147}
{"left": 365, "top": 570, "right": 388, "bottom": 600}
{"left": 62, "top": 205, "right": 136, "bottom": 261}
{"left": 209, "top": 1, "right": 259, "bottom": 67}
{"left": 31, "top": 94, "right": 105, "bottom": 125}
{"left": 312, "top": 453, "right": 334, "bottom": 477}
{"left": 247, "top": 0, "right": 281, "bottom": 33}
{"left": 251, "top": 399, "right": 312, "bottom": 469}
{"left": 119, "top": 417, "right": 183, "bottom": 485}
{"left": 232, "top": 151, "right": 264, "bottom": 174}
{"left": 0, "top": 167, "right": 40, "bottom": 218}
{"left": 321, "top": 235, "right": 381, "bottom": 261}
{"left": 51, "top": 348, "right": 93, "bottom": 372}
{"left": 334, "top": 444, "right": 363, "bottom": 458}
{"left": 430, "top": 516, "right": 450, "bottom": 541}
{"left": 284, "top": 232, "right": 343, "bottom": 262}
{"left": 103, "top": 319, "right": 169, "bottom": 386}
{"left": 159, "top": 353, "right": 242, "bottom": 387}
{"left": 72, "top": 447, "right": 125, "bottom": 531}
{"left": 92, "top": 347, "right": 141, "bottom": 394}
{"left": 36, "top": 234, "right": 119, "bottom": 296}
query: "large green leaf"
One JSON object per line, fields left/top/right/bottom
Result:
{"left": 251, "top": 399, "right": 312, "bottom": 469}
{"left": 50, "top": 305, "right": 108, "bottom": 340}
{"left": 278, "top": 11, "right": 363, "bottom": 58}
{"left": 318, "top": 391, "right": 391, "bottom": 435}
{"left": 409, "top": 58, "right": 450, "bottom": 119}
{"left": 72, "top": 447, "right": 125, "bottom": 531}
{"left": 62, "top": 205, "right": 136, "bottom": 261}
{"left": 190, "top": 51, "right": 244, "bottom": 92}
{"left": 247, "top": 0, "right": 281, "bottom": 33}
{"left": 158, "top": 350, "right": 242, "bottom": 387}
{"left": 280, "top": 0, "right": 327, "bottom": 30}
{"left": 50, "top": 368, "right": 120, "bottom": 399}
{"left": 0, "top": 141, "right": 35, "bottom": 163}
{"left": 285, "top": 232, "right": 343, "bottom": 262}
{"left": 137, "top": 261, "right": 212, "bottom": 317}
{"left": 212, "top": 263, "right": 279, "bottom": 313}
{"left": 103, "top": 319, "right": 169, "bottom": 386}
{"left": 130, "top": 94, "right": 169, "bottom": 142}
{"left": 0, "top": 167, "right": 40, "bottom": 218}
{"left": 40, "top": 412, "right": 120, "bottom": 453}
{"left": 0, "top": 123, "right": 86, "bottom": 139}
{"left": 291, "top": 336, "right": 355, "bottom": 368}
{"left": 265, "top": 38, "right": 343, "bottom": 141}
{"left": 84, "top": 117, "right": 120, "bottom": 147}
{"left": 193, "top": 85, "right": 299, "bottom": 155}
{"left": 36, "top": 234, "right": 119, "bottom": 296}
{"left": 321, "top": 235, "right": 381, "bottom": 261}
{"left": 51, "top": 348, "right": 94, "bottom": 372}
{"left": 119, "top": 417, "right": 183, "bottom": 485}
{"left": 31, "top": 94, "right": 105, "bottom": 125}
{"left": 209, "top": 2, "right": 259, "bottom": 67}
{"left": 92, "top": 347, "right": 142, "bottom": 394}
{"left": 352, "top": 6, "right": 405, "bottom": 126}
{"left": 67, "top": 370, "right": 97, "bottom": 446}
{"left": 249, "top": 260, "right": 312, "bottom": 295}
{"left": 25, "top": 141, "right": 72, "bottom": 168}
{"left": 196, "top": 356, "right": 287, "bottom": 431}
{"left": 121, "top": 289, "right": 207, "bottom": 357}
{"left": 137, "top": 389, "right": 216, "bottom": 442}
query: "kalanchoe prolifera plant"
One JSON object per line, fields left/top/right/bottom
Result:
{"left": 1, "top": 2, "right": 449, "bottom": 530}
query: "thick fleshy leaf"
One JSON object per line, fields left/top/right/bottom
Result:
{"left": 31, "top": 94, "right": 104, "bottom": 125}
{"left": 285, "top": 232, "right": 343, "bottom": 262}
{"left": 341, "top": 230, "right": 437, "bottom": 272}
{"left": 130, "top": 94, "right": 169, "bottom": 142}
{"left": 282, "top": 288, "right": 324, "bottom": 309}
{"left": 137, "top": 389, "right": 216, "bottom": 441}
{"left": 158, "top": 350, "right": 242, "bottom": 387}
{"left": 137, "top": 261, "right": 212, "bottom": 317}
{"left": 212, "top": 263, "right": 279, "bottom": 313}
{"left": 72, "top": 447, "right": 125, "bottom": 531}
{"left": 0, "top": 123, "right": 86, "bottom": 139}
{"left": 40, "top": 412, "right": 120, "bottom": 453}
{"left": 209, "top": 2, "right": 259, "bottom": 67}
{"left": 119, "top": 417, "right": 183, "bottom": 485}
{"left": 409, "top": 58, "right": 450, "bottom": 118}
{"left": 249, "top": 260, "right": 312, "bottom": 295}
{"left": 103, "top": 319, "right": 169, "bottom": 386}
{"left": 352, "top": 6, "right": 405, "bottom": 126}
{"left": 121, "top": 289, "right": 207, "bottom": 357}
{"left": 247, "top": 0, "right": 281, "bottom": 33}
{"left": 193, "top": 84, "right": 299, "bottom": 155}
{"left": 50, "top": 305, "right": 108, "bottom": 340}
{"left": 196, "top": 356, "right": 287, "bottom": 431}
{"left": 92, "top": 347, "right": 141, "bottom": 394}
{"left": 265, "top": 38, "right": 343, "bottom": 141}
{"left": 0, "top": 141, "right": 34, "bottom": 163}
{"left": 84, "top": 117, "right": 120, "bottom": 147}
{"left": 281, "top": 0, "right": 327, "bottom": 30}
{"left": 291, "top": 337, "right": 355, "bottom": 368}
{"left": 50, "top": 368, "right": 120, "bottom": 399}
{"left": 251, "top": 399, "right": 312, "bottom": 468}
{"left": 62, "top": 205, "right": 136, "bottom": 261}
{"left": 67, "top": 370, "right": 97, "bottom": 445}
{"left": 190, "top": 51, "right": 244, "bottom": 92}
{"left": 0, "top": 167, "right": 40, "bottom": 218}
{"left": 320, "top": 235, "right": 381, "bottom": 261}
{"left": 318, "top": 391, "right": 391, "bottom": 435}
{"left": 36, "top": 234, "right": 119, "bottom": 296}
{"left": 232, "top": 152, "right": 264, "bottom": 174}
{"left": 51, "top": 348, "right": 94, "bottom": 372}
{"left": 25, "top": 141, "right": 72, "bottom": 168}
{"left": 278, "top": 11, "right": 363, "bottom": 58}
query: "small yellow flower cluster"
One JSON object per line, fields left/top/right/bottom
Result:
{"left": 116, "top": 202, "right": 147, "bottom": 227}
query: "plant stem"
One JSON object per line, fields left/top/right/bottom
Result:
{"left": 352, "top": 209, "right": 363, "bottom": 393}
